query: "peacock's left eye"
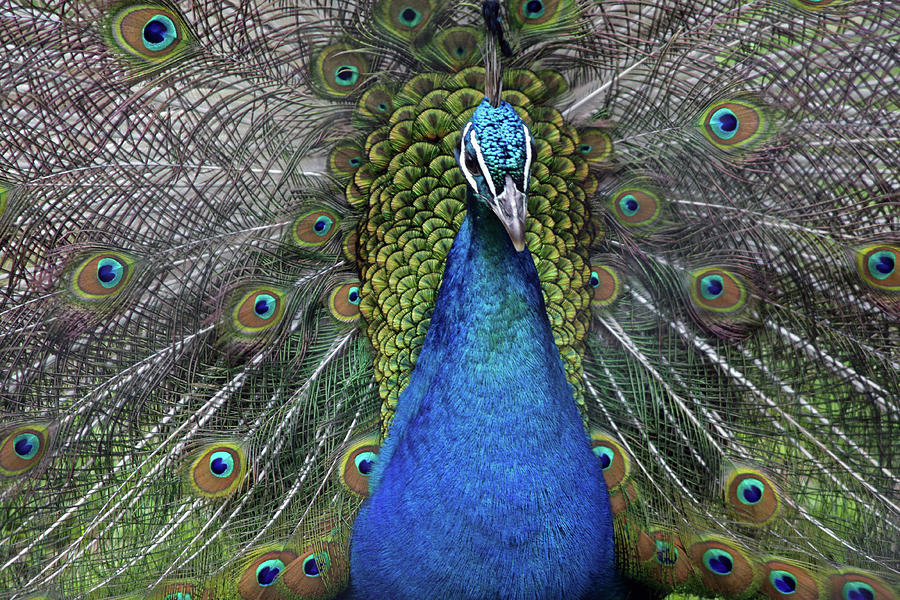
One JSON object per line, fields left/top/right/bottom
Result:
{"left": 464, "top": 149, "right": 480, "bottom": 174}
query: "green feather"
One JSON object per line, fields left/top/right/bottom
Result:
{"left": 0, "top": 0, "right": 897, "bottom": 598}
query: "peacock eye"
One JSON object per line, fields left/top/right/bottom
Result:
{"left": 464, "top": 150, "right": 480, "bottom": 174}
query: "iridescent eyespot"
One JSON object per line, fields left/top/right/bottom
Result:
{"left": 106, "top": 3, "right": 192, "bottom": 69}
{"left": 725, "top": 468, "right": 781, "bottom": 524}
{"left": 420, "top": 26, "right": 482, "bottom": 71}
{"left": 188, "top": 444, "right": 245, "bottom": 497}
{"left": 238, "top": 550, "right": 298, "bottom": 599}
{"left": 334, "top": 66, "right": 359, "bottom": 86}
{"left": 592, "top": 445, "right": 614, "bottom": 470}
{"left": 329, "top": 142, "right": 366, "bottom": 178}
{"left": 709, "top": 108, "right": 738, "bottom": 139}
{"left": 328, "top": 282, "right": 362, "bottom": 323}
{"left": 828, "top": 572, "right": 894, "bottom": 600}
{"left": 589, "top": 431, "right": 630, "bottom": 491}
{"left": 313, "top": 45, "right": 369, "bottom": 97}
{"left": 655, "top": 540, "right": 678, "bottom": 567}
{"left": 293, "top": 209, "right": 340, "bottom": 248}
{"left": 71, "top": 252, "right": 135, "bottom": 301}
{"left": 302, "top": 552, "right": 329, "bottom": 577}
{"left": 523, "top": 0, "right": 545, "bottom": 18}
{"left": 688, "top": 539, "right": 756, "bottom": 596}
{"left": 1, "top": 425, "right": 50, "bottom": 477}
{"left": 257, "top": 559, "right": 284, "bottom": 586}
{"left": 374, "top": 0, "right": 434, "bottom": 37}
{"left": 769, "top": 570, "right": 798, "bottom": 594}
{"left": 736, "top": 478, "right": 763, "bottom": 504}
{"left": 279, "top": 543, "right": 349, "bottom": 595}
{"left": 636, "top": 530, "right": 693, "bottom": 587}
{"left": 588, "top": 264, "right": 621, "bottom": 307}
{"left": 856, "top": 245, "right": 900, "bottom": 292}
{"left": 610, "top": 187, "right": 661, "bottom": 228}
{"left": 339, "top": 434, "right": 380, "bottom": 497}
{"left": 232, "top": 288, "right": 286, "bottom": 334}
{"left": 699, "top": 99, "right": 770, "bottom": 151}
{"left": 690, "top": 268, "right": 748, "bottom": 314}
{"left": 511, "top": 0, "right": 561, "bottom": 26}
{"left": 359, "top": 87, "right": 395, "bottom": 121}
{"left": 577, "top": 128, "right": 614, "bottom": 163}
{"left": 703, "top": 549, "right": 734, "bottom": 575}
{"left": 762, "top": 561, "right": 821, "bottom": 600}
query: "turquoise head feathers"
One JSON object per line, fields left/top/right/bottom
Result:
{"left": 458, "top": 98, "right": 534, "bottom": 251}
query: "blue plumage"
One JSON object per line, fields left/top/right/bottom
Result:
{"left": 348, "top": 100, "right": 621, "bottom": 598}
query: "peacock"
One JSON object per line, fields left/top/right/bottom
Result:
{"left": 0, "top": 0, "right": 898, "bottom": 597}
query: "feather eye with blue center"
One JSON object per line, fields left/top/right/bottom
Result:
{"left": 457, "top": 98, "right": 535, "bottom": 251}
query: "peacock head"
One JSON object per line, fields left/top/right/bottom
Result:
{"left": 458, "top": 98, "right": 535, "bottom": 252}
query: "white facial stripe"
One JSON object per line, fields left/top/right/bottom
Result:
{"left": 468, "top": 131, "right": 497, "bottom": 198}
{"left": 522, "top": 125, "right": 532, "bottom": 194}
{"left": 459, "top": 122, "right": 481, "bottom": 194}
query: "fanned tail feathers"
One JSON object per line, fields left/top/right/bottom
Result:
{"left": 0, "top": 0, "right": 898, "bottom": 598}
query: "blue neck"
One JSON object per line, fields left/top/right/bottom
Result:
{"left": 349, "top": 192, "right": 620, "bottom": 598}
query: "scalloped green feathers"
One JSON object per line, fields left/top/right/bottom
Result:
{"left": 101, "top": 2, "right": 195, "bottom": 74}
{"left": 334, "top": 65, "right": 598, "bottom": 422}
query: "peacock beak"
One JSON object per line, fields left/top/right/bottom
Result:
{"left": 492, "top": 174, "right": 527, "bottom": 252}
